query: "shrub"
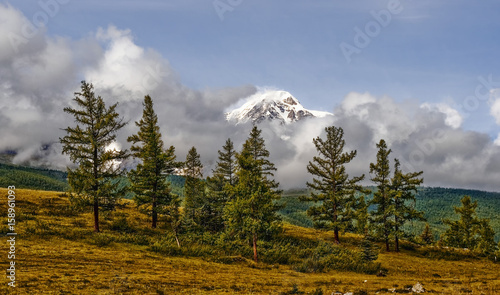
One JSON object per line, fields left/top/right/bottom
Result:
{"left": 261, "top": 241, "right": 296, "bottom": 264}
{"left": 110, "top": 216, "right": 135, "bottom": 233}
{"left": 89, "top": 233, "right": 114, "bottom": 247}
{"left": 293, "top": 241, "right": 380, "bottom": 274}
{"left": 149, "top": 237, "right": 182, "bottom": 256}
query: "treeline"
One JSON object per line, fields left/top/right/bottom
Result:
{"left": 59, "top": 81, "right": 500, "bottom": 264}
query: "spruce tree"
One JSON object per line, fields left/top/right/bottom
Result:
{"left": 442, "top": 196, "right": 480, "bottom": 249}
{"left": 224, "top": 126, "right": 282, "bottom": 262}
{"left": 369, "top": 139, "right": 394, "bottom": 251}
{"left": 369, "top": 140, "right": 424, "bottom": 252}
{"left": 355, "top": 195, "right": 369, "bottom": 234}
{"left": 206, "top": 138, "right": 237, "bottom": 232}
{"left": 475, "top": 219, "right": 497, "bottom": 257}
{"left": 212, "top": 138, "right": 237, "bottom": 187}
{"left": 302, "top": 126, "right": 365, "bottom": 244}
{"left": 391, "top": 159, "right": 424, "bottom": 252}
{"left": 60, "top": 81, "right": 128, "bottom": 232}
{"left": 183, "top": 146, "right": 205, "bottom": 229}
{"left": 419, "top": 223, "right": 434, "bottom": 245}
{"left": 442, "top": 196, "right": 497, "bottom": 256}
{"left": 245, "top": 126, "right": 278, "bottom": 188}
{"left": 360, "top": 232, "right": 379, "bottom": 262}
{"left": 127, "top": 95, "right": 179, "bottom": 229}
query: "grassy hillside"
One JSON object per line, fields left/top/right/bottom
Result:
{"left": 1, "top": 188, "right": 499, "bottom": 294}
{"left": 280, "top": 187, "right": 500, "bottom": 242}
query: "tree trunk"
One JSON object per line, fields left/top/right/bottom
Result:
{"left": 385, "top": 237, "right": 390, "bottom": 252}
{"left": 333, "top": 208, "right": 340, "bottom": 244}
{"left": 152, "top": 199, "right": 157, "bottom": 228}
{"left": 93, "top": 145, "right": 99, "bottom": 232}
{"left": 253, "top": 233, "right": 258, "bottom": 263}
{"left": 395, "top": 235, "right": 399, "bottom": 252}
{"left": 93, "top": 199, "right": 99, "bottom": 232}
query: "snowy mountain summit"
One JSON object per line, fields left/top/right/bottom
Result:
{"left": 225, "top": 90, "right": 331, "bottom": 125}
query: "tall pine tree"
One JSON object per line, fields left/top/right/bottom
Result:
{"left": 391, "top": 159, "right": 424, "bottom": 252}
{"left": 183, "top": 146, "right": 205, "bottom": 230}
{"left": 370, "top": 140, "right": 424, "bottom": 252}
{"left": 369, "top": 139, "right": 393, "bottom": 251}
{"left": 302, "top": 126, "right": 365, "bottom": 243}
{"left": 60, "top": 81, "right": 128, "bottom": 232}
{"left": 224, "top": 126, "right": 282, "bottom": 262}
{"left": 127, "top": 95, "right": 179, "bottom": 229}
{"left": 206, "top": 138, "right": 237, "bottom": 232}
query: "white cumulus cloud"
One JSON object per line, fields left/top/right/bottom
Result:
{"left": 421, "top": 102, "right": 463, "bottom": 129}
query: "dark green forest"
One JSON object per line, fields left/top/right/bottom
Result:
{"left": 0, "top": 163, "right": 68, "bottom": 191}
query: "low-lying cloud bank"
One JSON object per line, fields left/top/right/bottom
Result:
{"left": 1, "top": 4, "right": 499, "bottom": 191}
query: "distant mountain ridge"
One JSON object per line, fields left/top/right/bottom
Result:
{"left": 225, "top": 89, "right": 332, "bottom": 125}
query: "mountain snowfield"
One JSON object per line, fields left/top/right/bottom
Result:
{"left": 225, "top": 90, "right": 332, "bottom": 125}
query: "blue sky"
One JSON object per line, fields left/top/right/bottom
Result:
{"left": 10, "top": 0, "right": 500, "bottom": 137}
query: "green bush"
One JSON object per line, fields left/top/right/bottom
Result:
{"left": 89, "top": 233, "right": 114, "bottom": 247}
{"left": 150, "top": 239, "right": 182, "bottom": 255}
{"left": 293, "top": 241, "right": 380, "bottom": 274}
{"left": 261, "top": 241, "right": 296, "bottom": 264}
{"left": 110, "top": 216, "right": 135, "bottom": 233}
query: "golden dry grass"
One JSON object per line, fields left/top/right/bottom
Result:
{"left": 0, "top": 188, "right": 499, "bottom": 294}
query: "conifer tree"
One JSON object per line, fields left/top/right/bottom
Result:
{"left": 60, "top": 81, "right": 128, "bottom": 232}
{"left": 127, "top": 95, "right": 179, "bottom": 229}
{"left": 475, "top": 219, "right": 497, "bottom": 257}
{"left": 360, "top": 232, "right": 379, "bottom": 262}
{"left": 369, "top": 139, "right": 394, "bottom": 251}
{"left": 212, "top": 138, "right": 237, "bottom": 187}
{"left": 206, "top": 138, "right": 237, "bottom": 232}
{"left": 224, "top": 126, "right": 282, "bottom": 262}
{"left": 183, "top": 146, "right": 205, "bottom": 229}
{"left": 245, "top": 126, "right": 279, "bottom": 188}
{"left": 370, "top": 140, "right": 424, "bottom": 252}
{"left": 302, "top": 126, "right": 365, "bottom": 244}
{"left": 442, "top": 196, "right": 480, "bottom": 249}
{"left": 355, "top": 195, "right": 369, "bottom": 234}
{"left": 442, "top": 196, "right": 497, "bottom": 256}
{"left": 419, "top": 223, "right": 434, "bottom": 245}
{"left": 391, "top": 159, "right": 424, "bottom": 252}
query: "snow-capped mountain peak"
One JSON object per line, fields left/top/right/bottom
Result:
{"left": 225, "top": 90, "right": 331, "bottom": 125}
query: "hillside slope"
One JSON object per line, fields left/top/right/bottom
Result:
{"left": 0, "top": 188, "right": 499, "bottom": 294}
{"left": 0, "top": 163, "right": 68, "bottom": 191}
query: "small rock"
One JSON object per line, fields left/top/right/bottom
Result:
{"left": 412, "top": 282, "right": 425, "bottom": 293}
{"left": 376, "top": 270, "right": 387, "bottom": 277}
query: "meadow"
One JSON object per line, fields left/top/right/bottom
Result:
{"left": 1, "top": 188, "right": 499, "bottom": 294}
